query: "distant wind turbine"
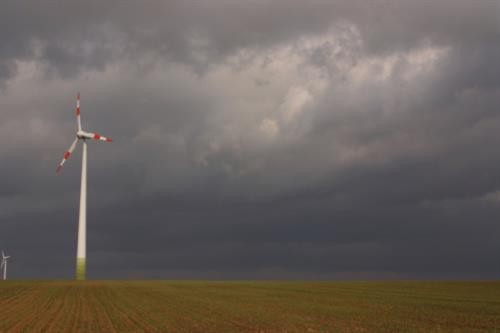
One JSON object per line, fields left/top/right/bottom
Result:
{"left": 56, "top": 93, "right": 113, "bottom": 280}
{"left": 1, "top": 251, "right": 10, "bottom": 280}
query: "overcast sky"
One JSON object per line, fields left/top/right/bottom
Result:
{"left": 1, "top": 0, "right": 500, "bottom": 279}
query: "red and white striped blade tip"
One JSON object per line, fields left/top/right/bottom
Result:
{"left": 92, "top": 133, "right": 113, "bottom": 142}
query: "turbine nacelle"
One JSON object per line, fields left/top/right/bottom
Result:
{"left": 77, "top": 130, "right": 113, "bottom": 142}
{"left": 77, "top": 130, "right": 91, "bottom": 139}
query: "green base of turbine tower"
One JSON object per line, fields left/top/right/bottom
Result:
{"left": 76, "top": 258, "right": 86, "bottom": 280}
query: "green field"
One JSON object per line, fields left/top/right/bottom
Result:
{"left": 0, "top": 281, "right": 498, "bottom": 332}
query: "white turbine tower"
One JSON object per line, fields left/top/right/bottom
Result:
{"left": 57, "top": 93, "right": 113, "bottom": 280}
{"left": 1, "top": 251, "right": 10, "bottom": 280}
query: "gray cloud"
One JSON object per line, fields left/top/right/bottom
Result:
{"left": 1, "top": 0, "right": 500, "bottom": 279}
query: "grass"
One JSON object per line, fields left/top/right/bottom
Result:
{"left": 0, "top": 280, "right": 498, "bottom": 332}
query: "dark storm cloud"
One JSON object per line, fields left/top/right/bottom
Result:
{"left": 1, "top": 0, "right": 500, "bottom": 279}
{"left": 1, "top": 0, "right": 497, "bottom": 81}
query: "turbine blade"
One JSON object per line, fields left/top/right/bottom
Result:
{"left": 88, "top": 132, "right": 113, "bottom": 142}
{"left": 76, "top": 92, "right": 82, "bottom": 131}
{"left": 56, "top": 138, "right": 79, "bottom": 174}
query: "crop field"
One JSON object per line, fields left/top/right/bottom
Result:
{"left": 0, "top": 281, "right": 498, "bottom": 332}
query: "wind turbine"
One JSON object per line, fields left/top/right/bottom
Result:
{"left": 56, "top": 93, "right": 113, "bottom": 280}
{"left": 1, "top": 251, "right": 10, "bottom": 280}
